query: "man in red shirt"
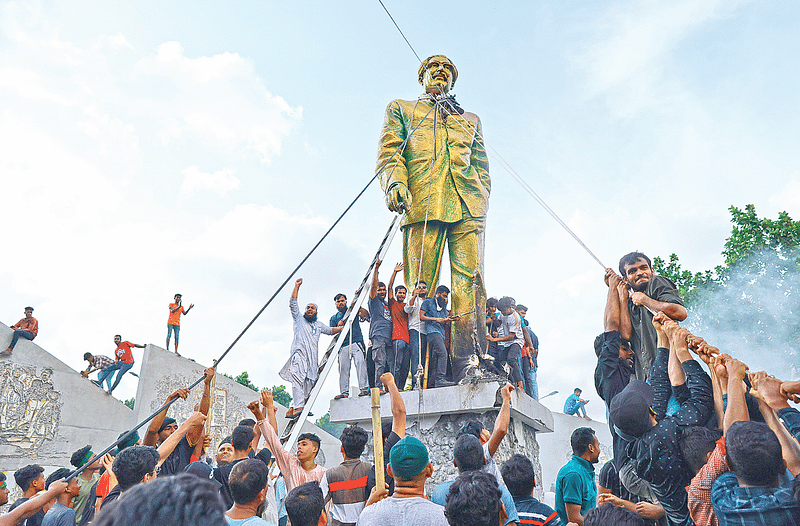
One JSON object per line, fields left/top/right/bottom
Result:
{"left": 103, "top": 335, "right": 145, "bottom": 395}
{"left": 387, "top": 263, "right": 410, "bottom": 390}
{"left": 166, "top": 293, "right": 193, "bottom": 356}
{"left": 3, "top": 306, "right": 38, "bottom": 356}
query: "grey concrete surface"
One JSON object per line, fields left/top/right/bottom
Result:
{"left": 536, "top": 411, "right": 613, "bottom": 493}
{"left": 134, "top": 344, "right": 341, "bottom": 467}
{"left": 0, "top": 323, "right": 132, "bottom": 473}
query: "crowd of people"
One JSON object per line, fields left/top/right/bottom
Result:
{"left": 2, "top": 251, "right": 800, "bottom": 526}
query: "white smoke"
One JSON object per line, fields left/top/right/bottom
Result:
{"left": 681, "top": 249, "right": 799, "bottom": 380}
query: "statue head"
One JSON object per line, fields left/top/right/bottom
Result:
{"left": 418, "top": 54, "right": 458, "bottom": 95}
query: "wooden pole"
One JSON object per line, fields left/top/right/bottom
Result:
{"left": 370, "top": 387, "right": 385, "bottom": 490}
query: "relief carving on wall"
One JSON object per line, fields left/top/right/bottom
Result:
{"left": 150, "top": 374, "right": 251, "bottom": 448}
{"left": 0, "top": 364, "right": 62, "bottom": 453}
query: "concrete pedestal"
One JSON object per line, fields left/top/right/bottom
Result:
{"left": 329, "top": 380, "right": 554, "bottom": 497}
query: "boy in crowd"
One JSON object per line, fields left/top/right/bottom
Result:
{"left": 41, "top": 469, "right": 80, "bottom": 526}
{"left": 8, "top": 464, "right": 46, "bottom": 526}
{"left": 555, "top": 427, "right": 600, "bottom": 525}
{"left": 286, "top": 482, "right": 328, "bottom": 526}
{"left": 444, "top": 471, "right": 505, "bottom": 526}
{"left": 225, "top": 459, "right": 271, "bottom": 526}
{"left": 320, "top": 425, "right": 372, "bottom": 526}
{"left": 502, "top": 454, "right": 560, "bottom": 526}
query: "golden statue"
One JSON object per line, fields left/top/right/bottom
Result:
{"left": 376, "top": 54, "right": 490, "bottom": 381}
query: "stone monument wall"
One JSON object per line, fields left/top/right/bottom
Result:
{"left": 133, "top": 345, "right": 341, "bottom": 467}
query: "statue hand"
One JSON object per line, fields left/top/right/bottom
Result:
{"left": 386, "top": 183, "right": 413, "bottom": 213}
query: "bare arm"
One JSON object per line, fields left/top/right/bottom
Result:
{"left": 487, "top": 384, "right": 513, "bottom": 457}
{"left": 370, "top": 260, "right": 381, "bottom": 299}
{"left": 723, "top": 357, "right": 750, "bottom": 433}
{"left": 603, "top": 270, "right": 621, "bottom": 332}
{"left": 565, "top": 503, "right": 584, "bottom": 526}
{"left": 0, "top": 481, "right": 69, "bottom": 526}
{"left": 617, "top": 282, "right": 632, "bottom": 341}
{"left": 381, "top": 373, "right": 406, "bottom": 438}
{"left": 157, "top": 411, "right": 206, "bottom": 467}
{"left": 187, "top": 368, "right": 215, "bottom": 446}
{"left": 751, "top": 375, "right": 800, "bottom": 475}
{"left": 667, "top": 327, "right": 688, "bottom": 387}
{"left": 144, "top": 389, "right": 190, "bottom": 446}
{"left": 387, "top": 263, "right": 402, "bottom": 302}
{"left": 631, "top": 293, "right": 687, "bottom": 321}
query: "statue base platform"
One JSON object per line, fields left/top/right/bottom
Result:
{"left": 329, "top": 379, "right": 554, "bottom": 496}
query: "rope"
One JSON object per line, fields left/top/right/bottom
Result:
{"left": 65, "top": 103, "right": 439, "bottom": 482}
{"left": 376, "top": 1, "right": 609, "bottom": 271}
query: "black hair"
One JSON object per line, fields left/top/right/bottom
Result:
{"left": 444, "top": 471, "right": 502, "bottom": 526}
{"left": 679, "top": 426, "right": 722, "bottom": 475}
{"left": 377, "top": 281, "right": 386, "bottom": 289}
{"left": 24, "top": 306, "right": 34, "bottom": 311}
{"left": 501, "top": 454, "right": 536, "bottom": 497}
{"left": 84, "top": 352, "right": 93, "bottom": 361}
{"left": 574, "top": 388, "right": 582, "bottom": 393}
{"left": 585, "top": 504, "right": 646, "bottom": 526}
{"left": 221, "top": 436, "right": 232, "bottom": 445}
{"left": 232, "top": 425, "right": 255, "bottom": 452}
{"left": 238, "top": 418, "right": 256, "bottom": 427}
{"left": 571, "top": 427, "right": 596, "bottom": 456}
{"left": 726, "top": 421, "right": 783, "bottom": 486}
{"left": 94, "top": 473, "right": 225, "bottom": 526}
{"left": 114, "top": 334, "right": 122, "bottom": 339}
{"left": 497, "top": 296, "right": 515, "bottom": 312}
{"left": 14, "top": 465, "right": 44, "bottom": 491}
{"left": 515, "top": 304, "right": 528, "bottom": 312}
{"left": 229, "top": 459, "right": 269, "bottom": 506}
{"left": 436, "top": 284, "right": 450, "bottom": 295}
{"left": 334, "top": 293, "right": 346, "bottom": 302}
{"left": 457, "top": 420, "right": 484, "bottom": 440}
{"left": 46, "top": 468, "right": 72, "bottom": 490}
{"left": 340, "top": 426, "right": 369, "bottom": 459}
{"left": 415, "top": 280, "right": 427, "bottom": 287}
{"left": 486, "top": 297, "right": 498, "bottom": 310}
{"left": 453, "top": 434, "right": 485, "bottom": 473}
{"left": 112, "top": 445, "right": 160, "bottom": 491}
{"left": 285, "top": 481, "right": 324, "bottom": 526}
{"left": 395, "top": 285, "right": 407, "bottom": 294}
{"left": 618, "top": 252, "right": 651, "bottom": 277}
{"left": 71, "top": 445, "right": 93, "bottom": 468}
{"left": 298, "top": 433, "right": 321, "bottom": 457}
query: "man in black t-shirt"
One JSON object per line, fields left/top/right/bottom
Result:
{"left": 144, "top": 368, "right": 215, "bottom": 476}
{"left": 8, "top": 464, "right": 46, "bottom": 526}
{"left": 213, "top": 425, "right": 271, "bottom": 509}
{"left": 365, "top": 372, "right": 406, "bottom": 497}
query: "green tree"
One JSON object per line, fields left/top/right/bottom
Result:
{"left": 315, "top": 411, "right": 345, "bottom": 438}
{"left": 654, "top": 205, "right": 800, "bottom": 371}
{"left": 222, "top": 371, "right": 259, "bottom": 392}
{"left": 270, "top": 385, "right": 292, "bottom": 407}
{"left": 123, "top": 398, "right": 135, "bottom": 410}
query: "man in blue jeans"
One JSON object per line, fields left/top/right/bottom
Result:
{"left": 104, "top": 335, "right": 145, "bottom": 395}
{"left": 3, "top": 306, "right": 38, "bottom": 356}
{"left": 564, "top": 388, "right": 590, "bottom": 419}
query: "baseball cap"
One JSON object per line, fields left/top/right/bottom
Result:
{"left": 389, "top": 436, "right": 429, "bottom": 478}
{"left": 609, "top": 380, "right": 654, "bottom": 437}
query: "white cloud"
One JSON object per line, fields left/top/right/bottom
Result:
{"left": 131, "top": 41, "right": 302, "bottom": 163}
{"left": 179, "top": 166, "right": 240, "bottom": 199}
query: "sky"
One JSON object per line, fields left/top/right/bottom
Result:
{"left": 1, "top": 0, "right": 798, "bottom": 422}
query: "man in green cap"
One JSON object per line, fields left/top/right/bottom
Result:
{"left": 357, "top": 436, "right": 447, "bottom": 525}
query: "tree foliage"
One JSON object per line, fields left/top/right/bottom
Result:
{"left": 222, "top": 371, "right": 259, "bottom": 392}
{"left": 270, "top": 384, "right": 292, "bottom": 407}
{"left": 123, "top": 398, "right": 135, "bottom": 410}
{"left": 315, "top": 411, "right": 345, "bottom": 438}
{"left": 653, "top": 205, "right": 800, "bottom": 371}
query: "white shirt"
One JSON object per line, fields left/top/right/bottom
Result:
{"left": 404, "top": 296, "right": 427, "bottom": 334}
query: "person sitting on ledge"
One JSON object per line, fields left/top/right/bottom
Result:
{"left": 564, "top": 388, "right": 590, "bottom": 420}
{"left": 3, "top": 306, "right": 38, "bottom": 356}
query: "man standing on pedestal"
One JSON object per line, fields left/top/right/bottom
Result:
{"left": 166, "top": 293, "right": 193, "bottom": 356}
{"left": 377, "top": 54, "right": 490, "bottom": 382}
{"left": 280, "top": 279, "right": 342, "bottom": 418}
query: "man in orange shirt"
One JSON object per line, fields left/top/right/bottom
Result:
{"left": 166, "top": 293, "right": 193, "bottom": 356}
{"left": 3, "top": 306, "right": 38, "bottom": 356}
{"left": 104, "top": 335, "right": 145, "bottom": 394}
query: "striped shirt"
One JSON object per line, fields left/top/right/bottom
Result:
{"left": 513, "top": 495, "right": 562, "bottom": 526}
{"left": 711, "top": 471, "right": 800, "bottom": 525}
{"left": 320, "top": 458, "right": 372, "bottom": 526}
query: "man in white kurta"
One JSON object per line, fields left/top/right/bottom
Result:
{"left": 279, "top": 278, "right": 342, "bottom": 417}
